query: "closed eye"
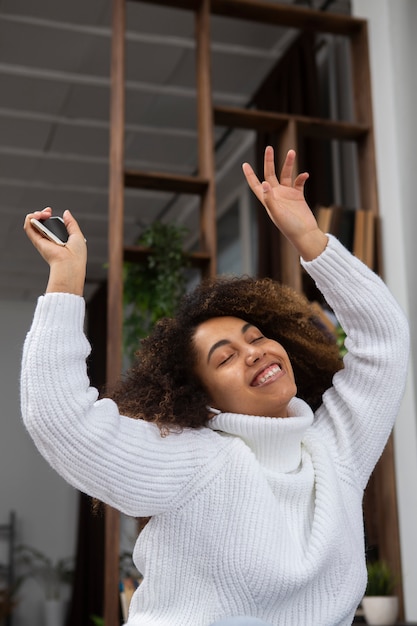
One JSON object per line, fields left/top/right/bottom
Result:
{"left": 250, "top": 335, "right": 264, "bottom": 343}
{"left": 218, "top": 353, "right": 234, "bottom": 366}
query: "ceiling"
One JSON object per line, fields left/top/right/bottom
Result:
{"left": 0, "top": 0, "right": 350, "bottom": 303}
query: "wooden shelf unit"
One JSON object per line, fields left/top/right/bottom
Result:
{"left": 105, "top": 1, "right": 401, "bottom": 623}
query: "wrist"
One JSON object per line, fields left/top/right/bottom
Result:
{"left": 296, "top": 229, "right": 329, "bottom": 262}
{"left": 46, "top": 261, "right": 86, "bottom": 296}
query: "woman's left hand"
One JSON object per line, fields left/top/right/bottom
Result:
{"left": 242, "top": 146, "right": 328, "bottom": 261}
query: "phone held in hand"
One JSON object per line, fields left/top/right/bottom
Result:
{"left": 30, "top": 216, "right": 69, "bottom": 246}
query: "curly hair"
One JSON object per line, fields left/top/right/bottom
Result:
{"left": 109, "top": 276, "right": 343, "bottom": 431}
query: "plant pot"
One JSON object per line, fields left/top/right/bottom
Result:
{"left": 44, "top": 599, "right": 67, "bottom": 626}
{"left": 362, "top": 595, "right": 398, "bottom": 625}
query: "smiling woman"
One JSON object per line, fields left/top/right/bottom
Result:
{"left": 20, "top": 148, "right": 409, "bottom": 626}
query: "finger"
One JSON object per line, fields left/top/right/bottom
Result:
{"left": 24, "top": 207, "right": 53, "bottom": 241}
{"left": 264, "top": 146, "right": 279, "bottom": 186}
{"left": 242, "top": 162, "right": 265, "bottom": 203}
{"left": 293, "top": 172, "right": 309, "bottom": 193}
{"left": 279, "top": 149, "right": 297, "bottom": 187}
{"left": 24, "top": 206, "right": 52, "bottom": 227}
{"left": 261, "top": 181, "right": 278, "bottom": 209}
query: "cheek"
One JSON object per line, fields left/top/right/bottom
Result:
{"left": 203, "top": 371, "right": 239, "bottom": 404}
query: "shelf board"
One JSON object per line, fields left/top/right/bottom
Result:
{"left": 130, "top": 0, "right": 364, "bottom": 36}
{"left": 214, "top": 106, "right": 370, "bottom": 141}
{"left": 124, "top": 245, "right": 210, "bottom": 269}
{"left": 124, "top": 170, "right": 209, "bottom": 195}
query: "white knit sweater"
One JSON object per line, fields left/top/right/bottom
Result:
{"left": 20, "top": 236, "right": 409, "bottom": 626}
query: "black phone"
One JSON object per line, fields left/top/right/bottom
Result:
{"left": 30, "top": 216, "right": 69, "bottom": 246}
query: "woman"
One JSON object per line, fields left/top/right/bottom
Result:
{"left": 21, "top": 147, "right": 409, "bottom": 626}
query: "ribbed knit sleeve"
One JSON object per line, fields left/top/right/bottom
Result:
{"left": 20, "top": 293, "right": 225, "bottom": 517}
{"left": 301, "top": 235, "right": 409, "bottom": 488}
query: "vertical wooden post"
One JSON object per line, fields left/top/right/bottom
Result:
{"left": 195, "top": 0, "right": 217, "bottom": 277}
{"left": 106, "top": 0, "right": 125, "bottom": 623}
{"left": 350, "top": 21, "right": 378, "bottom": 215}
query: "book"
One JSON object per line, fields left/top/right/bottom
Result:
{"left": 315, "top": 206, "right": 333, "bottom": 233}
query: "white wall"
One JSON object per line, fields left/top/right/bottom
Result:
{"left": 353, "top": 0, "right": 417, "bottom": 620}
{"left": 0, "top": 299, "right": 78, "bottom": 626}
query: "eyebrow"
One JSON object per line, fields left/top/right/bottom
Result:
{"left": 206, "top": 322, "right": 253, "bottom": 363}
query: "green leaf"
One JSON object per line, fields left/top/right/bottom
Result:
{"left": 123, "top": 221, "right": 189, "bottom": 361}
{"left": 365, "top": 560, "right": 397, "bottom": 596}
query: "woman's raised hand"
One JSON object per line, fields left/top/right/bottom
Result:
{"left": 24, "top": 207, "right": 87, "bottom": 296}
{"left": 242, "top": 146, "right": 328, "bottom": 261}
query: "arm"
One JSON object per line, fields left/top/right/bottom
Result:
{"left": 302, "top": 237, "right": 409, "bottom": 487}
{"left": 21, "top": 209, "right": 220, "bottom": 516}
{"left": 243, "top": 148, "right": 409, "bottom": 486}
{"left": 20, "top": 293, "right": 222, "bottom": 517}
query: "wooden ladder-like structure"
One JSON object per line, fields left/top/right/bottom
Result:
{"left": 105, "top": 1, "right": 402, "bottom": 623}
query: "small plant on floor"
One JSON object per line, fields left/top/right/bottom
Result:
{"left": 365, "top": 560, "right": 397, "bottom": 596}
{"left": 16, "top": 544, "right": 73, "bottom": 601}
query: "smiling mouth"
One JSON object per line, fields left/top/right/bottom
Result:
{"left": 251, "top": 364, "right": 282, "bottom": 387}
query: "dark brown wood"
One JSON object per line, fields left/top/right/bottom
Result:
{"left": 364, "top": 437, "right": 404, "bottom": 620}
{"left": 132, "top": 0, "right": 364, "bottom": 36}
{"left": 129, "top": 0, "right": 199, "bottom": 10}
{"left": 195, "top": 0, "right": 217, "bottom": 277}
{"left": 107, "top": 0, "right": 125, "bottom": 384}
{"left": 124, "top": 244, "right": 211, "bottom": 269}
{"left": 124, "top": 169, "right": 209, "bottom": 194}
{"left": 104, "top": 506, "right": 120, "bottom": 626}
{"left": 105, "top": 0, "right": 125, "bottom": 623}
{"left": 350, "top": 21, "right": 379, "bottom": 215}
{"left": 211, "top": 0, "right": 363, "bottom": 34}
{"left": 214, "top": 105, "right": 369, "bottom": 140}
{"left": 215, "top": 106, "right": 288, "bottom": 133}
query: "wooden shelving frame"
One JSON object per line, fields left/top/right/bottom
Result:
{"left": 105, "top": 1, "right": 402, "bottom": 623}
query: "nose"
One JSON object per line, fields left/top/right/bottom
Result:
{"left": 245, "top": 344, "right": 265, "bottom": 366}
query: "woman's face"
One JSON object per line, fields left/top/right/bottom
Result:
{"left": 193, "top": 316, "right": 297, "bottom": 418}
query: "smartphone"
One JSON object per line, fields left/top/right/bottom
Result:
{"left": 30, "top": 216, "right": 69, "bottom": 246}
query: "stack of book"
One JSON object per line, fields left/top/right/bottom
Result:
{"left": 315, "top": 205, "right": 377, "bottom": 269}
{"left": 120, "top": 575, "right": 142, "bottom": 623}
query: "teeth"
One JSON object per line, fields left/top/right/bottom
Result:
{"left": 257, "top": 364, "right": 281, "bottom": 385}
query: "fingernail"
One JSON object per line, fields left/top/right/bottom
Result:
{"left": 262, "top": 182, "right": 269, "bottom": 193}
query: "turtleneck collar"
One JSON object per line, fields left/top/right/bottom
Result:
{"left": 208, "top": 397, "right": 314, "bottom": 473}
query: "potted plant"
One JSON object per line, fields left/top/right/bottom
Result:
{"left": 361, "top": 560, "right": 399, "bottom": 626}
{"left": 16, "top": 544, "right": 73, "bottom": 626}
{"left": 123, "top": 220, "right": 189, "bottom": 361}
